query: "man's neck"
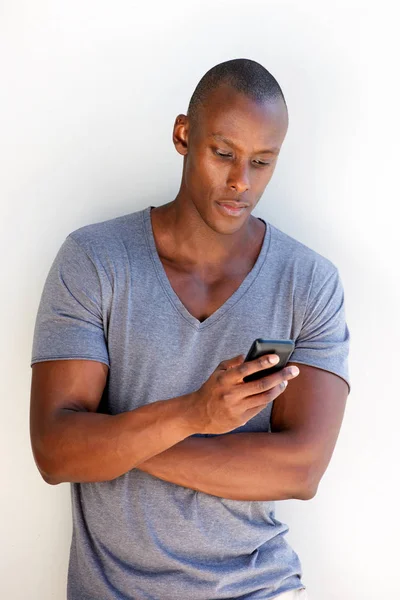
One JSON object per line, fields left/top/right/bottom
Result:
{"left": 150, "top": 200, "right": 264, "bottom": 273}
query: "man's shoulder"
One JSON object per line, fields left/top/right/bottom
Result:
{"left": 66, "top": 207, "right": 146, "bottom": 257}
{"left": 268, "top": 220, "right": 338, "bottom": 277}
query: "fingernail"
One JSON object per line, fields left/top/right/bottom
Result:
{"left": 289, "top": 366, "right": 299, "bottom": 376}
{"left": 268, "top": 355, "right": 279, "bottom": 364}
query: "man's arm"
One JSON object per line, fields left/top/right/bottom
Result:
{"left": 135, "top": 363, "right": 349, "bottom": 501}
{"left": 30, "top": 359, "right": 198, "bottom": 484}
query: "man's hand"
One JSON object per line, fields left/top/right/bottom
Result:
{"left": 187, "top": 353, "right": 300, "bottom": 435}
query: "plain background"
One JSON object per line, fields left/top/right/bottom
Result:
{"left": 1, "top": 1, "right": 399, "bottom": 598}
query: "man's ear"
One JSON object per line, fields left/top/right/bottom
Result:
{"left": 172, "top": 114, "right": 189, "bottom": 156}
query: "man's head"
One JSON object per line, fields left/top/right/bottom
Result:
{"left": 173, "top": 58, "right": 288, "bottom": 232}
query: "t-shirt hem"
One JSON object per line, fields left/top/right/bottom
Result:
{"left": 270, "top": 584, "right": 306, "bottom": 598}
{"left": 287, "top": 358, "right": 350, "bottom": 393}
{"left": 270, "top": 584, "right": 307, "bottom": 599}
{"left": 30, "top": 355, "right": 110, "bottom": 368}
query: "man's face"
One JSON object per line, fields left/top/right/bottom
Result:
{"left": 174, "top": 84, "right": 288, "bottom": 231}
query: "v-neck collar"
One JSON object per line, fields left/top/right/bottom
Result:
{"left": 142, "top": 205, "right": 272, "bottom": 331}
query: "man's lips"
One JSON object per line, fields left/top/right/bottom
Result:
{"left": 216, "top": 202, "right": 249, "bottom": 216}
{"left": 217, "top": 201, "right": 249, "bottom": 209}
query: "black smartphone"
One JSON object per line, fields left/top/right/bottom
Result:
{"left": 242, "top": 338, "right": 295, "bottom": 383}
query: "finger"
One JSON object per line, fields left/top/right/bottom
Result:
{"left": 223, "top": 353, "right": 280, "bottom": 384}
{"left": 218, "top": 354, "right": 245, "bottom": 371}
{"left": 243, "top": 381, "right": 288, "bottom": 417}
{"left": 241, "top": 366, "right": 299, "bottom": 399}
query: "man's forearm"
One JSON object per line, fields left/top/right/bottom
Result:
{"left": 136, "top": 431, "right": 315, "bottom": 501}
{"left": 35, "top": 394, "right": 196, "bottom": 485}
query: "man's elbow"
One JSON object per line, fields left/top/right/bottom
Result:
{"left": 31, "top": 439, "right": 63, "bottom": 486}
{"left": 40, "top": 469, "right": 62, "bottom": 485}
{"left": 32, "top": 457, "right": 62, "bottom": 485}
{"left": 293, "top": 463, "right": 320, "bottom": 500}
{"left": 295, "top": 483, "right": 318, "bottom": 500}
{"left": 36, "top": 459, "right": 63, "bottom": 485}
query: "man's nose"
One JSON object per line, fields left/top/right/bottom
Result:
{"left": 227, "top": 162, "right": 250, "bottom": 193}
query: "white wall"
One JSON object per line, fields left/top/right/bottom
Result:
{"left": 1, "top": 1, "right": 399, "bottom": 598}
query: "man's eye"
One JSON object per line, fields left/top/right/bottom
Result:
{"left": 215, "top": 150, "right": 232, "bottom": 158}
{"left": 214, "top": 150, "right": 269, "bottom": 166}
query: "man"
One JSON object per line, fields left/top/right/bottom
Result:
{"left": 30, "top": 58, "right": 350, "bottom": 600}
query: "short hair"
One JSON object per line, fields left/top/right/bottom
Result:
{"left": 187, "top": 58, "right": 287, "bottom": 127}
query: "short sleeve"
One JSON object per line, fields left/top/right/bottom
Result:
{"left": 289, "top": 266, "right": 351, "bottom": 393}
{"left": 31, "top": 235, "right": 110, "bottom": 368}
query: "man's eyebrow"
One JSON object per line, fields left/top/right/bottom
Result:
{"left": 210, "top": 133, "right": 279, "bottom": 155}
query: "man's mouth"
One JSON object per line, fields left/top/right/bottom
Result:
{"left": 216, "top": 202, "right": 248, "bottom": 216}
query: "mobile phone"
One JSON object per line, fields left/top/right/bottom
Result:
{"left": 242, "top": 338, "right": 295, "bottom": 383}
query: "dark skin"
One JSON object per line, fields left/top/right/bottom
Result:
{"left": 30, "top": 84, "right": 348, "bottom": 500}
{"left": 150, "top": 83, "right": 288, "bottom": 322}
{"left": 134, "top": 85, "right": 348, "bottom": 498}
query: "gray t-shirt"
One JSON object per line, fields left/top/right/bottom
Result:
{"left": 31, "top": 205, "right": 351, "bottom": 600}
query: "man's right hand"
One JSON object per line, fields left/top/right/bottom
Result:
{"left": 187, "top": 354, "right": 300, "bottom": 434}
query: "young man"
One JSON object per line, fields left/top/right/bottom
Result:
{"left": 30, "top": 58, "right": 350, "bottom": 600}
